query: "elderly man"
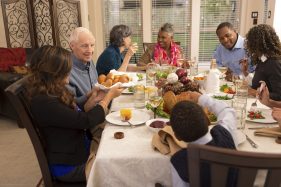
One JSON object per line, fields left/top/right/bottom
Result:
{"left": 213, "top": 22, "right": 255, "bottom": 79}
{"left": 68, "top": 27, "right": 102, "bottom": 107}
{"left": 68, "top": 27, "right": 105, "bottom": 155}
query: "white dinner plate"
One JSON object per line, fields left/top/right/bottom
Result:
{"left": 122, "top": 87, "right": 134, "bottom": 94}
{"left": 106, "top": 110, "right": 151, "bottom": 126}
{"left": 145, "top": 118, "right": 170, "bottom": 133}
{"left": 246, "top": 108, "right": 277, "bottom": 124}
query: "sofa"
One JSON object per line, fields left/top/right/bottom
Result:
{"left": 0, "top": 48, "right": 35, "bottom": 126}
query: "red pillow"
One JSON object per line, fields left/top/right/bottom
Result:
{"left": 0, "top": 48, "right": 26, "bottom": 72}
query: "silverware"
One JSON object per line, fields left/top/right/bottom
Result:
{"left": 245, "top": 134, "right": 258, "bottom": 148}
{"left": 248, "top": 125, "right": 278, "bottom": 130}
{"left": 250, "top": 98, "right": 258, "bottom": 111}
{"left": 122, "top": 119, "right": 133, "bottom": 128}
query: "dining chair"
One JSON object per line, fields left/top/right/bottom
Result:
{"left": 187, "top": 143, "right": 281, "bottom": 187}
{"left": 142, "top": 41, "right": 180, "bottom": 52}
{"left": 5, "top": 76, "right": 86, "bottom": 187}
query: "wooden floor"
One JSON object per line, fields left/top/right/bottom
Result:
{"left": 0, "top": 116, "right": 41, "bottom": 187}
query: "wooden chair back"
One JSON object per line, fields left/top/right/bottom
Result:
{"left": 188, "top": 143, "right": 281, "bottom": 187}
{"left": 5, "top": 76, "right": 86, "bottom": 187}
{"left": 143, "top": 41, "right": 180, "bottom": 52}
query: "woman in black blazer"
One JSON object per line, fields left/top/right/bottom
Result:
{"left": 28, "top": 45, "right": 123, "bottom": 182}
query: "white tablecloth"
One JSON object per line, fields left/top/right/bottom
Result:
{"left": 87, "top": 86, "right": 280, "bottom": 187}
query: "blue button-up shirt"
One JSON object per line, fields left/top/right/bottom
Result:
{"left": 68, "top": 55, "right": 98, "bottom": 106}
{"left": 213, "top": 34, "right": 255, "bottom": 75}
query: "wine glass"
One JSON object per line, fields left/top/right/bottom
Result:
{"left": 218, "top": 66, "right": 228, "bottom": 79}
{"left": 148, "top": 89, "right": 163, "bottom": 119}
{"left": 146, "top": 63, "right": 159, "bottom": 86}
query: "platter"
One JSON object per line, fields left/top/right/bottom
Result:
{"left": 106, "top": 110, "right": 150, "bottom": 126}
{"left": 246, "top": 108, "right": 277, "bottom": 124}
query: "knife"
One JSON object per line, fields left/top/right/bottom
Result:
{"left": 245, "top": 134, "right": 258, "bottom": 148}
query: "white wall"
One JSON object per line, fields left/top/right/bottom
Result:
{"left": 0, "top": 3, "right": 7, "bottom": 47}
{"left": 273, "top": 0, "right": 281, "bottom": 38}
{"left": 88, "top": 0, "right": 104, "bottom": 60}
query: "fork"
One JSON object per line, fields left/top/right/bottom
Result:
{"left": 250, "top": 97, "right": 258, "bottom": 111}
{"left": 250, "top": 81, "right": 266, "bottom": 111}
{"left": 122, "top": 119, "right": 133, "bottom": 128}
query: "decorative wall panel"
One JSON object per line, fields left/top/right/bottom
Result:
{"left": 1, "top": 0, "right": 35, "bottom": 47}
{"left": 32, "top": 0, "right": 55, "bottom": 46}
{"left": 53, "top": 0, "right": 81, "bottom": 49}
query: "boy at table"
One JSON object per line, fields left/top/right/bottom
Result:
{"left": 170, "top": 91, "right": 238, "bottom": 187}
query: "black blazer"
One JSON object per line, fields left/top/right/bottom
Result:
{"left": 31, "top": 94, "right": 105, "bottom": 165}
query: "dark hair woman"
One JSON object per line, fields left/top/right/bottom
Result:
{"left": 137, "top": 23, "right": 184, "bottom": 67}
{"left": 96, "top": 24, "right": 138, "bottom": 75}
{"left": 28, "top": 45, "right": 123, "bottom": 182}
{"left": 245, "top": 24, "right": 281, "bottom": 101}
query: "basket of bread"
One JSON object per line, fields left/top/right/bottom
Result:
{"left": 96, "top": 70, "right": 135, "bottom": 90}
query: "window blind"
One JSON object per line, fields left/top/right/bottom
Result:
{"left": 102, "top": 0, "right": 143, "bottom": 64}
{"left": 151, "top": 0, "right": 192, "bottom": 59}
{"left": 263, "top": 0, "right": 268, "bottom": 23}
{"left": 199, "top": 0, "right": 241, "bottom": 63}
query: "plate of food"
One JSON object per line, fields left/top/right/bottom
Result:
{"left": 122, "top": 86, "right": 134, "bottom": 94}
{"left": 106, "top": 109, "right": 150, "bottom": 126}
{"left": 145, "top": 118, "right": 170, "bottom": 133}
{"left": 203, "top": 107, "right": 218, "bottom": 125}
{"left": 97, "top": 71, "right": 135, "bottom": 90}
{"left": 246, "top": 108, "right": 277, "bottom": 124}
{"left": 220, "top": 84, "right": 236, "bottom": 94}
{"left": 211, "top": 93, "right": 234, "bottom": 100}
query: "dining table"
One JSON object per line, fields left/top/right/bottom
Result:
{"left": 86, "top": 72, "right": 280, "bottom": 187}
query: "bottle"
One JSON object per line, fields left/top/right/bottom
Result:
{"left": 205, "top": 59, "right": 220, "bottom": 93}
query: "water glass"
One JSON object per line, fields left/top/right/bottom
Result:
{"left": 232, "top": 98, "right": 247, "bottom": 130}
{"left": 234, "top": 79, "right": 248, "bottom": 98}
{"left": 189, "top": 57, "right": 198, "bottom": 76}
{"left": 134, "top": 84, "right": 145, "bottom": 109}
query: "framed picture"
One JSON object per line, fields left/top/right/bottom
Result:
{"left": 251, "top": 11, "right": 258, "bottom": 18}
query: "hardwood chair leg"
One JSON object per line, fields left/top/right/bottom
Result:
{"left": 36, "top": 177, "right": 43, "bottom": 187}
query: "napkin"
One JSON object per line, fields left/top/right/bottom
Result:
{"left": 254, "top": 127, "right": 281, "bottom": 142}
{"left": 152, "top": 126, "right": 187, "bottom": 155}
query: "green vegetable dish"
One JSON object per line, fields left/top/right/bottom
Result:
{"left": 212, "top": 95, "right": 232, "bottom": 100}
{"left": 128, "top": 86, "right": 134, "bottom": 93}
{"left": 136, "top": 73, "right": 143, "bottom": 81}
{"left": 208, "top": 113, "right": 217, "bottom": 123}
{"left": 145, "top": 102, "right": 170, "bottom": 119}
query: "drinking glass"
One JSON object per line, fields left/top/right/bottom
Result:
{"left": 133, "top": 84, "right": 145, "bottom": 109}
{"left": 189, "top": 57, "right": 198, "bottom": 76}
{"left": 146, "top": 63, "right": 158, "bottom": 86}
{"left": 234, "top": 79, "right": 248, "bottom": 98}
{"left": 218, "top": 66, "right": 228, "bottom": 79}
{"left": 232, "top": 98, "right": 247, "bottom": 130}
{"left": 120, "top": 108, "right": 132, "bottom": 121}
{"left": 148, "top": 89, "right": 163, "bottom": 118}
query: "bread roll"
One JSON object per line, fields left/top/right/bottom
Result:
{"left": 102, "top": 79, "right": 113, "bottom": 87}
{"left": 119, "top": 75, "right": 129, "bottom": 83}
{"left": 106, "top": 73, "right": 114, "bottom": 80}
{"left": 98, "top": 74, "right": 106, "bottom": 84}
